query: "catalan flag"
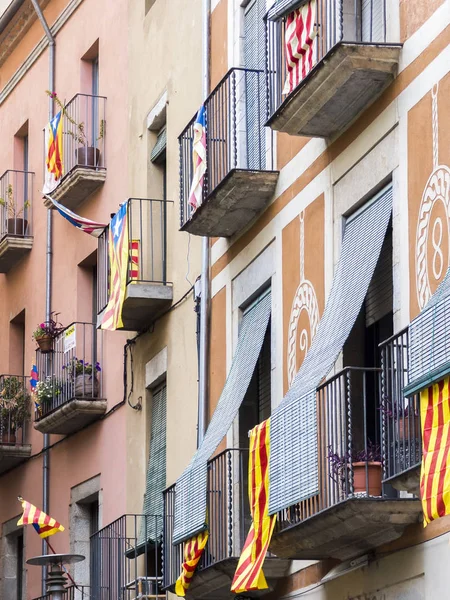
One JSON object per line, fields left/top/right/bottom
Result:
{"left": 30, "top": 365, "right": 41, "bottom": 416}
{"left": 231, "top": 419, "right": 276, "bottom": 593}
{"left": 44, "top": 194, "right": 107, "bottom": 238}
{"left": 188, "top": 105, "right": 207, "bottom": 211}
{"left": 420, "top": 376, "right": 450, "bottom": 526}
{"left": 17, "top": 497, "right": 65, "bottom": 538}
{"left": 129, "top": 240, "right": 140, "bottom": 280}
{"left": 283, "top": 1, "right": 317, "bottom": 95}
{"left": 46, "top": 111, "right": 64, "bottom": 181}
{"left": 175, "top": 530, "right": 209, "bottom": 597}
{"left": 101, "top": 202, "right": 129, "bottom": 331}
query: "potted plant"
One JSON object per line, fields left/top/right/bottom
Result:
{"left": 46, "top": 91, "right": 105, "bottom": 167}
{"left": 328, "top": 442, "right": 382, "bottom": 497}
{"left": 32, "top": 318, "right": 64, "bottom": 353}
{"left": 0, "top": 183, "right": 30, "bottom": 235}
{"left": 35, "top": 376, "right": 62, "bottom": 415}
{"left": 63, "top": 357, "right": 101, "bottom": 399}
{"left": 0, "top": 376, "right": 30, "bottom": 444}
{"left": 379, "top": 397, "right": 421, "bottom": 442}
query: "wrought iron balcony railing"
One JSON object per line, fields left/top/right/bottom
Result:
{"left": 58, "top": 93, "right": 106, "bottom": 175}
{"left": 90, "top": 514, "right": 163, "bottom": 600}
{"left": 179, "top": 68, "right": 278, "bottom": 237}
{"left": 0, "top": 374, "right": 30, "bottom": 446}
{"left": 0, "top": 170, "right": 33, "bottom": 238}
{"left": 380, "top": 328, "right": 421, "bottom": 492}
{"left": 266, "top": 0, "right": 400, "bottom": 137}
{"left": 34, "top": 322, "right": 102, "bottom": 421}
{"left": 97, "top": 198, "right": 172, "bottom": 330}
{"left": 164, "top": 449, "right": 249, "bottom": 589}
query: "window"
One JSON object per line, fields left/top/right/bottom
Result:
{"left": 9, "top": 310, "right": 25, "bottom": 376}
{"left": 1, "top": 521, "right": 25, "bottom": 600}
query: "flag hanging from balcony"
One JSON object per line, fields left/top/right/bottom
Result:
{"left": 30, "top": 364, "right": 41, "bottom": 416}
{"left": 43, "top": 111, "right": 64, "bottom": 194}
{"left": 44, "top": 194, "right": 107, "bottom": 237}
{"left": 101, "top": 202, "right": 129, "bottom": 331}
{"left": 129, "top": 240, "right": 140, "bottom": 280}
{"left": 188, "top": 105, "right": 207, "bottom": 211}
{"left": 17, "top": 497, "right": 65, "bottom": 538}
{"left": 420, "top": 376, "right": 450, "bottom": 526}
{"left": 175, "top": 530, "right": 209, "bottom": 597}
{"left": 231, "top": 419, "right": 276, "bottom": 594}
{"left": 283, "top": 1, "right": 317, "bottom": 95}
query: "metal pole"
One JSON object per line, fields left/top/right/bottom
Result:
{"left": 30, "top": 1, "right": 55, "bottom": 593}
{"left": 198, "top": 0, "right": 211, "bottom": 446}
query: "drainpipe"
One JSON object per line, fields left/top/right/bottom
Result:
{"left": 197, "top": 0, "right": 210, "bottom": 446}
{"left": 30, "top": 1, "right": 54, "bottom": 593}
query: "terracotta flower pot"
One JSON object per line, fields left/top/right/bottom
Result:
{"left": 74, "top": 373, "right": 99, "bottom": 398}
{"left": 1, "top": 431, "right": 16, "bottom": 445}
{"left": 7, "top": 218, "right": 28, "bottom": 235}
{"left": 36, "top": 335, "right": 53, "bottom": 353}
{"left": 396, "top": 418, "right": 421, "bottom": 442}
{"left": 352, "top": 461, "right": 382, "bottom": 496}
{"left": 75, "top": 147, "right": 100, "bottom": 167}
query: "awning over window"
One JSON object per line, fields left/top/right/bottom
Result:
{"left": 139, "top": 384, "right": 167, "bottom": 545}
{"left": 151, "top": 127, "right": 167, "bottom": 164}
{"left": 267, "top": 0, "right": 308, "bottom": 21}
{"left": 406, "top": 267, "right": 450, "bottom": 396}
{"left": 269, "top": 186, "right": 393, "bottom": 515}
{"left": 173, "top": 291, "right": 271, "bottom": 545}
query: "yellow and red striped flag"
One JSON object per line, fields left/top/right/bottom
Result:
{"left": 231, "top": 419, "right": 276, "bottom": 594}
{"left": 101, "top": 202, "right": 129, "bottom": 331}
{"left": 420, "top": 377, "right": 450, "bottom": 526}
{"left": 129, "top": 240, "right": 140, "bottom": 280}
{"left": 175, "top": 530, "right": 209, "bottom": 597}
{"left": 17, "top": 497, "right": 65, "bottom": 538}
{"left": 46, "top": 111, "right": 64, "bottom": 181}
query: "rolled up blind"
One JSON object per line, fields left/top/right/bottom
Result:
{"left": 269, "top": 186, "right": 393, "bottom": 515}
{"left": 173, "top": 291, "right": 272, "bottom": 544}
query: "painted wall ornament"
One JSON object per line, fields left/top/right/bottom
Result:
{"left": 287, "top": 211, "right": 320, "bottom": 386}
{"left": 416, "top": 82, "right": 450, "bottom": 309}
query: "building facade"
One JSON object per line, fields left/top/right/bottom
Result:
{"left": 0, "top": 0, "right": 202, "bottom": 598}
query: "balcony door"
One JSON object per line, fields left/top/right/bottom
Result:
{"left": 361, "top": 0, "right": 385, "bottom": 43}
{"left": 243, "top": 0, "right": 266, "bottom": 170}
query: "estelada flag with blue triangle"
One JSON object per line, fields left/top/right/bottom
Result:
{"left": 17, "top": 497, "right": 65, "bottom": 538}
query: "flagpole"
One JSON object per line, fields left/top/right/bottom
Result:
{"left": 44, "top": 539, "right": 79, "bottom": 589}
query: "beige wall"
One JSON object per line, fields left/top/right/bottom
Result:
{"left": 125, "top": 0, "right": 203, "bottom": 513}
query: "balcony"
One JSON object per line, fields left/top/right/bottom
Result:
{"left": 0, "top": 170, "right": 33, "bottom": 273}
{"left": 0, "top": 375, "right": 31, "bottom": 474}
{"left": 270, "top": 368, "right": 421, "bottom": 561}
{"left": 164, "top": 449, "right": 290, "bottom": 600}
{"left": 90, "top": 514, "right": 164, "bottom": 600}
{"left": 43, "top": 94, "right": 107, "bottom": 210}
{"left": 266, "top": 0, "right": 401, "bottom": 138}
{"left": 97, "top": 198, "right": 173, "bottom": 331}
{"left": 381, "top": 329, "right": 421, "bottom": 495}
{"left": 179, "top": 68, "right": 279, "bottom": 238}
{"left": 34, "top": 322, "right": 106, "bottom": 435}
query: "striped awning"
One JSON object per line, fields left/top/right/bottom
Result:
{"left": 173, "top": 291, "right": 272, "bottom": 545}
{"left": 151, "top": 128, "right": 167, "bottom": 163}
{"left": 267, "top": 0, "right": 308, "bottom": 21}
{"left": 269, "top": 185, "right": 393, "bottom": 515}
{"left": 406, "top": 267, "right": 450, "bottom": 396}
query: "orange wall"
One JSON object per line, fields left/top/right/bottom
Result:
{"left": 400, "top": 0, "right": 445, "bottom": 42}
{"left": 210, "top": 0, "right": 228, "bottom": 90}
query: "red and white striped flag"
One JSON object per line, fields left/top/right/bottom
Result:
{"left": 283, "top": 1, "right": 317, "bottom": 95}
{"left": 188, "top": 105, "right": 207, "bottom": 211}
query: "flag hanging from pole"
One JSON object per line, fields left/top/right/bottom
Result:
{"left": 175, "top": 530, "right": 209, "bottom": 597}
{"left": 283, "top": 1, "right": 317, "bottom": 95}
{"left": 231, "top": 419, "right": 276, "bottom": 593}
{"left": 44, "top": 194, "right": 107, "bottom": 238}
{"left": 101, "top": 202, "right": 129, "bottom": 331}
{"left": 17, "top": 497, "right": 65, "bottom": 538}
{"left": 420, "top": 377, "right": 450, "bottom": 526}
{"left": 188, "top": 105, "right": 207, "bottom": 211}
{"left": 43, "top": 111, "right": 64, "bottom": 194}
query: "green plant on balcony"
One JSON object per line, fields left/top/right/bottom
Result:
{"left": 62, "top": 357, "right": 101, "bottom": 399}
{"left": 328, "top": 442, "right": 382, "bottom": 497}
{"left": 32, "top": 318, "right": 64, "bottom": 354}
{"left": 35, "top": 376, "right": 62, "bottom": 411}
{"left": 0, "top": 184, "right": 30, "bottom": 235}
{"left": 46, "top": 90, "right": 105, "bottom": 167}
{"left": 0, "top": 377, "right": 30, "bottom": 444}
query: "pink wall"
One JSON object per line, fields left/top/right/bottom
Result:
{"left": 0, "top": 0, "right": 130, "bottom": 595}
